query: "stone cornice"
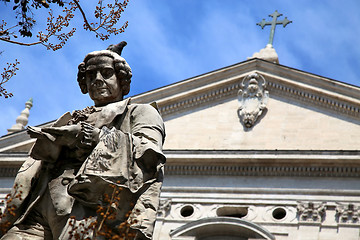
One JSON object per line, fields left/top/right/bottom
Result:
{"left": 0, "top": 129, "right": 32, "bottom": 150}
{"left": 254, "top": 60, "right": 360, "bottom": 99}
{"left": 264, "top": 74, "right": 360, "bottom": 118}
{"left": 156, "top": 70, "right": 360, "bottom": 119}
{"left": 1, "top": 151, "right": 359, "bottom": 178}
{"left": 130, "top": 59, "right": 360, "bottom": 120}
{"left": 165, "top": 149, "right": 360, "bottom": 163}
{"left": 131, "top": 59, "right": 260, "bottom": 104}
{"left": 164, "top": 150, "right": 360, "bottom": 178}
{"left": 0, "top": 152, "right": 28, "bottom": 163}
{"left": 161, "top": 187, "right": 360, "bottom": 197}
{"left": 0, "top": 121, "right": 52, "bottom": 153}
{"left": 0, "top": 167, "right": 20, "bottom": 177}
{"left": 165, "top": 165, "right": 360, "bottom": 178}
{"left": 159, "top": 77, "right": 240, "bottom": 117}
{"left": 132, "top": 59, "right": 360, "bottom": 104}
{"left": 2, "top": 165, "right": 359, "bottom": 178}
{"left": 0, "top": 153, "right": 27, "bottom": 177}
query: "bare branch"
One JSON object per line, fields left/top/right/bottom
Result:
{"left": 73, "top": 0, "right": 92, "bottom": 30}
{"left": 75, "top": 0, "right": 129, "bottom": 40}
{"left": 0, "top": 0, "right": 130, "bottom": 97}
{"left": 0, "top": 37, "right": 42, "bottom": 46}
{"left": 0, "top": 59, "right": 20, "bottom": 98}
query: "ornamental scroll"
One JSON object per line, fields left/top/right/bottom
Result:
{"left": 237, "top": 72, "right": 269, "bottom": 128}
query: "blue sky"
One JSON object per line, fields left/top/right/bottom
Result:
{"left": 1, "top": 0, "right": 360, "bottom": 136}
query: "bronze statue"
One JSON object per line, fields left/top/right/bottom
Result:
{"left": 0, "top": 42, "right": 166, "bottom": 240}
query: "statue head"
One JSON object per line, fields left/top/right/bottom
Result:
{"left": 77, "top": 41, "right": 132, "bottom": 106}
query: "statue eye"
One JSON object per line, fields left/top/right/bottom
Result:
{"left": 101, "top": 68, "right": 114, "bottom": 78}
{"left": 86, "top": 70, "right": 96, "bottom": 80}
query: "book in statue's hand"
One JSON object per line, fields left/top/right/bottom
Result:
{"left": 27, "top": 126, "right": 56, "bottom": 142}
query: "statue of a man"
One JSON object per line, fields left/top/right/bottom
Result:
{"left": 0, "top": 42, "right": 166, "bottom": 240}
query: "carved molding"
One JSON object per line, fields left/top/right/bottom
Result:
{"left": 159, "top": 82, "right": 239, "bottom": 117}
{"left": 157, "top": 73, "right": 360, "bottom": 120}
{"left": 297, "top": 201, "right": 326, "bottom": 223}
{"left": 336, "top": 203, "right": 360, "bottom": 224}
{"left": 165, "top": 165, "right": 360, "bottom": 178}
{"left": 158, "top": 198, "right": 172, "bottom": 218}
{"left": 1, "top": 159, "right": 360, "bottom": 178}
{"left": 237, "top": 73, "right": 269, "bottom": 128}
{"left": 266, "top": 80, "right": 360, "bottom": 117}
{"left": 2, "top": 164, "right": 360, "bottom": 178}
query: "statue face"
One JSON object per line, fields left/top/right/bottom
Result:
{"left": 85, "top": 55, "right": 122, "bottom": 106}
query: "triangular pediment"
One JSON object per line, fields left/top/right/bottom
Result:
{"left": 1, "top": 59, "right": 360, "bottom": 154}
{"left": 130, "top": 58, "right": 360, "bottom": 151}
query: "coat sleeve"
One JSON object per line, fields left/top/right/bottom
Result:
{"left": 130, "top": 103, "right": 166, "bottom": 179}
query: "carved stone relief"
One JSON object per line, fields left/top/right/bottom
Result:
{"left": 297, "top": 201, "right": 326, "bottom": 222}
{"left": 158, "top": 198, "right": 172, "bottom": 218}
{"left": 237, "top": 72, "right": 269, "bottom": 128}
{"left": 336, "top": 203, "right": 360, "bottom": 224}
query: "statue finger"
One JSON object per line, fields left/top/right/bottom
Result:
{"left": 80, "top": 121, "right": 94, "bottom": 130}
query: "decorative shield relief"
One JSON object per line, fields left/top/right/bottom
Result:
{"left": 237, "top": 73, "right": 269, "bottom": 128}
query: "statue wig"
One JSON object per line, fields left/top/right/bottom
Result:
{"left": 77, "top": 42, "right": 132, "bottom": 97}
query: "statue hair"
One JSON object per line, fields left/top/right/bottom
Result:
{"left": 77, "top": 50, "right": 132, "bottom": 97}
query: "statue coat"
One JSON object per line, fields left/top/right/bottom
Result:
{"left": 0, "top": 98, "right": 166, "bottom": 239}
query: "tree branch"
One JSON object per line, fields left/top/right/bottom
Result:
{"left": 72, "top": 0, "right": 92, "bottom": 30}
{"left": 0, "top": 37, "right": 42, "bottom": 46}
{"left": 1, "top": 0, "right": 130, "bottom": 97}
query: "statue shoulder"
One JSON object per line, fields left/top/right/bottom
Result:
{"left": 128, "top": 102, "right": 162, "bottom": 118}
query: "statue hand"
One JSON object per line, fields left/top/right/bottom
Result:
{"left": 27, "top": 127, "right": 47, "bottom": 140}
{"left": 78, "top": 122, "right": 100, "bottom": 148}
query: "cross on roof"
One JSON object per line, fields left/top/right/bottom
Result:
{"left": 257, "top": 10, "right": 292, "bottom": 46}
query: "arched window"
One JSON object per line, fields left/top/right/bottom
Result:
{"left": 170, "top": 217, "right": 275, "bottom": 240}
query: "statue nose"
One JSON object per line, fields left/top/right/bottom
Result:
{"left": 94, "top": 79, "right": 104, "bottom": 87}
{"left": 94, "top": 72, "right": 105, "bottom": 87}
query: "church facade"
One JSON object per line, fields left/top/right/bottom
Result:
{"left": 1, "top": 56, "right": 360, "bottom": 239}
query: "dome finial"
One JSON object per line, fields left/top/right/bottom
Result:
{"left": 7, "top": 98, "right": 33, "bottom": 134}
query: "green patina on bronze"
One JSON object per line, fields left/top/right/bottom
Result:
{"left": 257, "top": 10, "right": 292, "bottom": 46}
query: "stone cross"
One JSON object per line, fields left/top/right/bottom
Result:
{"left": 257, "top": 10, "right": 292, "bottom": 46}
